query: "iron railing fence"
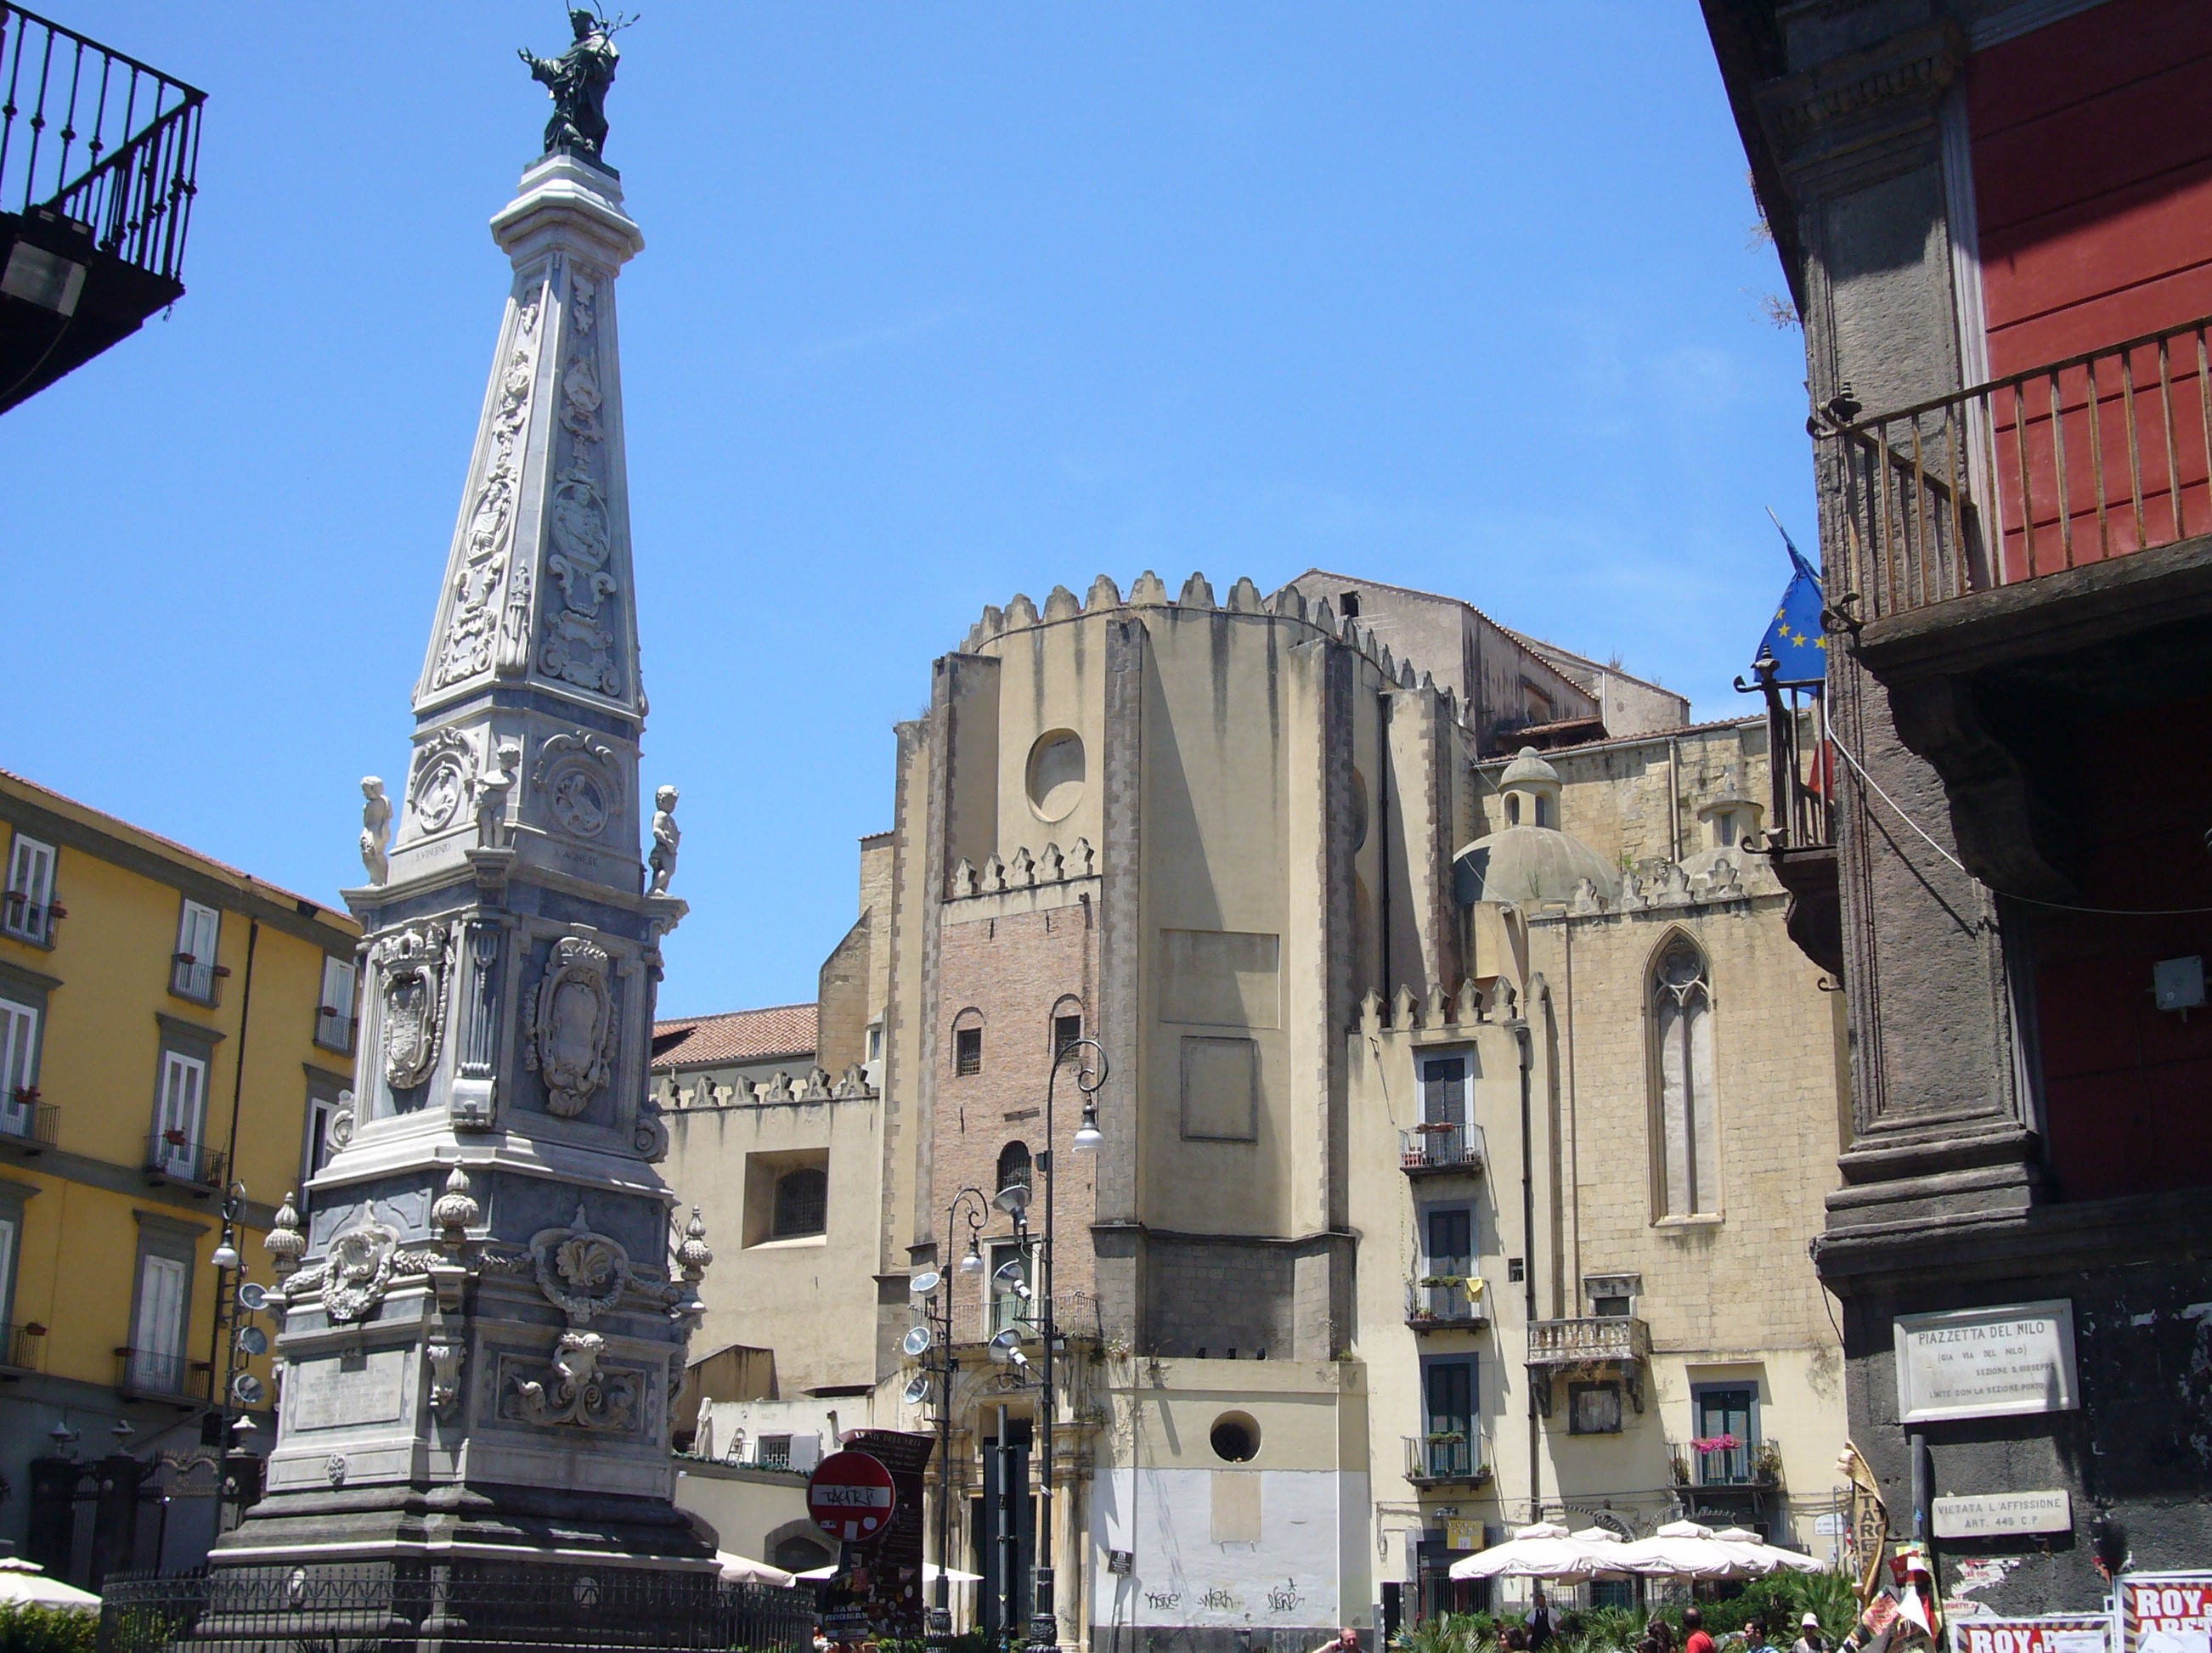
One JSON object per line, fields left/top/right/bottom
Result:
{"left": 1404, "top": 1276, "right": 1486, "bottom": 1328}
{"left": 1399, "top": 1121, "right": 1485, "bottom": 1175}
{"left": 0, "top": 5, "right": 204, "bottom": 283}
{"left": 1403, "top": 1428, "right": 1492, "bottom": 1485}
{"left": 168, "top": 950, "right": 218, "bottom": 1003}
{"left": 1, "top": 886, "right": 59, "bottom": 943}
{"left": 112, "top": 1347, "right": 211, "bottom": 1403}
{"left": 2, "top": 1320, "right": 42, "bottom": 1369}
{"left": 143, "top": 1128, "right": 222, "bottom": 1188}
{"left": 1819, "top": 313, "right": 2212, "bottom": 621}
{"left": 0, "top": 1095, "right": 55, "bottom": 1148}
{"left": 99, "top": 1565, "right": 820, "bottom": 1653}
{"left": 313, "top": 1003, "right": 357, "bottom": 1052}
{"left": 1741, "top": 666, "right": 1831, "bottom": 854}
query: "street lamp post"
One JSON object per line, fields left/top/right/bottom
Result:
{"left": 919, "top": 1187, "right": 991, "bottom": 1647}
{"left": 1026, "top": 1036, "right": 1106, "bottom": 1653}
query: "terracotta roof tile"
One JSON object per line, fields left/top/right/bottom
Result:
{"left": 651, "top": 1002, "right": 817, "bottom": 1071}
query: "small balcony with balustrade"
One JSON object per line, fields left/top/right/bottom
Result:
{"left": 1526, "top": 1315, "right": 1651, "bottom": 1419}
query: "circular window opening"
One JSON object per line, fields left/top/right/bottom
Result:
{"left": 1026, "top": 730, "right": 1086, "bottom": 821}
{"left": 1210, "top": 1412, "right": 1261, "bottom": 1464}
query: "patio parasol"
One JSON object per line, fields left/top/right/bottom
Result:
{"left": 0, "top": 1558, "right": 101, "bottom": 1611}
{"left": 1448, "top": 1522, "right": 1621, "bottom": 1581}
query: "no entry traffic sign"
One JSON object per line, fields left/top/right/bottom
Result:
{"left": 808, "top": 1449, "right": 897, "bottom": 1544}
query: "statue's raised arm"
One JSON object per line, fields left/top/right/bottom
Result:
{"left": 519, "top": 8, "right": 626, "bottom": 164}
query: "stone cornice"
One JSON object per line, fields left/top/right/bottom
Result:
{"left": 1753, "top": 20, "right": 1965, "bottom": 182}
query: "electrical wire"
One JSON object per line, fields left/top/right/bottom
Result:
{"left": 1821, "top": 697, "right": 2212, "bottom": 917}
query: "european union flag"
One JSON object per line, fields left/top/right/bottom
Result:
{"left": 1755, "top": 510, "right": 1826, "bottom": 686}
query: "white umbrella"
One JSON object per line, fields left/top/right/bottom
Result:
{"left": 716, "top": 1552, "right": 798, "bottom": 1587}
{"left": 1713, "top": 1528, "right": 1825, "bottom": 1575}
{"left": 794, "top": 1562, "right": 985, "bottom": 1583}
{"left": 1449, "top": 1522, "right": 1613, "bottom": 1581}
{"left": 0, "top": 1558, "right": 100, "bottom": 1611}
{"left": 1613, "top": 1520, "right": 1758, "bottom": 1580}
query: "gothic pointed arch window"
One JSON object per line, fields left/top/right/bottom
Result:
{"left": 1650, "top": 934, "right": 1719, "bottom": 1218}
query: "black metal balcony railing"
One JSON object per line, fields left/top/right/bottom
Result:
{"left": 170, "top": 951, "right": 220, "bottom": 1004}
{"left": 0, "top": 6, "right": 205, "bottom": 285}
{"left": 1696, "top": 1443, "right": 1752, "bottom": 1486}
{"left": 1404, "top": 1430, "right": 1490, "bottom": 1485}
{"left": 313, "top": 1005, "right": 357, "bottom": 1053}
{"left": 1818, "top": 313, "right": 2212, "bottom": 621}
{"left": 1400, "top": 1122, "right": 1484, "bottom": 1176}
{"left": 0, "top": 1096, "right": 55, "bottom": 1149}
{"left": 114, "top": 1346, "right": 211, "bottom": 1402}
{"left": 144, "top": 1128, "right": 222, "bottom": 1188}
{"left": 2, "top": 1321, "right": 43, "bottom": 1371}
{"left": 0, "top": 888, "right": 59, "bottom": 945}
{"left": 1405, "top": 1276, "right": 1487, "bottom": 1329}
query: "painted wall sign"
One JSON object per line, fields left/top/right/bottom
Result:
{"left": 1933, "top": 1491, "right": 2072, "bottom": 1540}
{"left": 1950, "top": 1616, "right": 2108, "bottom": 1653}
{"left": 1894, "top": 1300, "right": 2079, "bottom": 1422}
{"left": 1446, "top": 1520, "right": 1484, "bottom": 1553}
{"left": 2117, "top": 1573, "right": 2212, "bottom": 1653}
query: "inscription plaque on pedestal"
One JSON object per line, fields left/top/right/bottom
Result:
{"left": 291, "top": 1349, "right": 409, "bottom": 1430}
{"left": 1894, "top": 1300, "right": 2077, "bottom": 1423}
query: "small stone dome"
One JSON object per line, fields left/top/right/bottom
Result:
{"left": 1498, "top": 747, "right": 1560, "bottom": 790}
{"left": 1453, "top": 825, "right": 1620, "bottom": 909}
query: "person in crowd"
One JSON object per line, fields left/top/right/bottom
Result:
{"left": 1637, "top": 1638, "right": 1663, "bottom": 1653}
{"left": 1648, "top": 1617, "right": 1679, "bottom": 1653}
{"left": 1504, "top": 1628, "right": 1530, "bottom": 1652}
{"left": 1795, "top": 1612, "right": 1827, "bottom": 1653}
{"left": 1684, "top": 1605, "right": 1717, "bottom": 1653}
{"left": 1744, "top": 1616, "right": 1775, "bottom": 1653}
{"left": 1529, "top": 1591, "right": 1554, "bottom": 1651}
{"left": 1311, "top": 1628, "right": 1361, "bottom": 1653}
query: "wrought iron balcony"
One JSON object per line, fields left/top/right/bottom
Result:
{"left": 144, "top": 1127, "right": 223, "bottom": 1191}
{"left": 1, "top": 6, "right": 206, "bottom": 414}
{"left": 1399, "top": 1121, "right": 1484, "bottom": 1176}
{"left": 114, "top": 1347, "right": 212, "bottom": 1403}
{"left": 1403, "top": 1430, "right": 1492, "bottom": 1487}
{"left": 170, "top": 949, "right": 223, "bottom": 1004}
{"left": 1816, "top": 313, "right": 2212, "bottom": 622}
{"left": 1405, "top": 1276, "right": 1487, "bottom": 1329}
{"left": 1, "top": 1321, "right": 43, "bottom": 1373}
{"left": 0, "top": 1093, "right": 55, "bottom": 1152}
{"left": 314, "top": 1004, "right": 357, "bottom": 1054}
{"left": 1526, "top": 1316, "right": 1651, "bottom": 1419}
{"left": 0, "top": 888, "right": 60, "bottom": 945}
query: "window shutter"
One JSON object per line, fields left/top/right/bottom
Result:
{"left": 322, "top": 956, "right": 356, "bottom": 1014}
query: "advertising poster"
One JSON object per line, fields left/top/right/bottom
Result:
{"left": 1950, "top": 1615, "right": 2109, "bottom": 1653}
{"left": 2118, "top": 1574, "right": 2212, "bottom": 1653}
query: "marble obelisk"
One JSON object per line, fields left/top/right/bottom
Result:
{"left": 214, "top": 146, "right": 714, "bottom": 1580}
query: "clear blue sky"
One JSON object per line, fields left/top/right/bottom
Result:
{"left": 4, "top": 4, "right": 1812, "bottom": 1018}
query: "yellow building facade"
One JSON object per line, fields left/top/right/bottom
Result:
{"left": 0, "top": 768, "right": 358, "bottom": 1578}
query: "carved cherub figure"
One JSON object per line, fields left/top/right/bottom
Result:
{"left": 475, "top": 741, "right": 520, "bottom": 850}
{"left": 359, "top": 778, "right": 392, "bottom": 885}
{"left": 648, "top": 784, "right": 680, "bottom": 894}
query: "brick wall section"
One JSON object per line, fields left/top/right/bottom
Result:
{"left": 933, "top": 898, "right": 1102, "bottom": 1345}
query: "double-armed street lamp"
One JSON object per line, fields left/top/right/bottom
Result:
{"left": 906, "top": 1035, "right": 1106, "bottom": 1652}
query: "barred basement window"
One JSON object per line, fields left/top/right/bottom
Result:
{"left": 996, "top": 1140, "right": 1031, "bottom": 1196}
{"left": 772, "top": 1167, "right": 827, "bottom": 1239}
{"left": 955, "top": 1025, "right": 982, "bottom": 1076}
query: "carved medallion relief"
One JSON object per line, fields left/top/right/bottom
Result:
{"left": 525, "top": 934, "right": 618, "bottom": 1117}
{"left": 407, "top": 730, "right": 477, "bottom": 838}
{"left": 372, "top": 921, "right": 453, "bottom": 1091}
{"left": 530, "top": 729, "right": 623, "bottom": 842}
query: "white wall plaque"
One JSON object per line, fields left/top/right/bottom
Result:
{"left": 1933, "top": 1490, "right": 2072, "bottom": 1539}
{"left": 290, "top": 1348, "right": 409, "bottom": 1430}
{"left": 1895, "top": 1300, "right": 2078, "bottom": 1422}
